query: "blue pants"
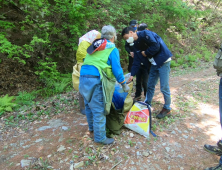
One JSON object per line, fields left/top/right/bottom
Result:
{"left": 219, "top": 78, "right": 222, "bottom": 164}
{"left": 79, "top": 75, "right": 106, "bottom": 143}
{"left": 145, "top": 61, "right": 171, "bottom": 110}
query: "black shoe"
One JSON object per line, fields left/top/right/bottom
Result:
{"left": 204, "top": 144, "right": 222, "bottom": 156}
{"left": 217, "top": 140, "right": 222, "bottom": 150}
{"left": 204, "top": 164, "right": 222, "bottom": 170}
{"left": 156, "top": 108, "right": 171, "bottom": 119}
{"left": 100, "top": 138, "right": 114, "bottom": 145}
{"left": 134, "top": 96, "right": 142, "bottom": 102}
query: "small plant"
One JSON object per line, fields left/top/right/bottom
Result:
{"left": 154, "top": 137, "right": 158, "bottom": 142}
{"left": 128, "top": 140, "right": 136, "bottom": 147}
{"left": 183, "top": 63, "right": 188, "bottom": 68}
{"left": 66, "top": 139, "right": 73, "bottom": 144}
{"left": 0, "top": 94, "right": 17, "bottom": 114}
{"left": 170, "top": 60, "right": 179, "bottom": 68}
{"left": 33, "top": 157, "right": 50, "bottom": 170}
{"left": 175, "top": 53, "right": 180, "bottom": 58}
{"left": 179, "top": 49, "right": 184, "bottom": 54}
{"left": 152, "top": 123, "right": 157, "bottom": 131}
{"left": 88, "top": 155, "right": 96, "bottom": 163}
{"left": 177, "top": 58, "right": 184, "bottom": 65}
{"left": 24, "top": 154, "right": 29, "bottom": 158}
{"left": 73, "top": 155, "right": 79, "bottom": 159}
{"left": 15, "top": 91, "right": 36, "bottom": 106}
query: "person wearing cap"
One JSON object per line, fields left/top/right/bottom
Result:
{"left": 138, "top": 23, "right": 148, "bottom": 31}
{"left": 121, "top": 25, "right": 173, "bottom": 119}
{"left": 75, "top": 30, "right": 101, "bottom": 115}
{"left": 79, "top": 25, "right": 130, "bottom": 145}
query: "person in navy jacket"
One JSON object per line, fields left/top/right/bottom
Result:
{"left": 122, "top": 26, "right": 173, "bottom": 119}
{"left": 125, "top": 20, "right": 150, "bottom": 101}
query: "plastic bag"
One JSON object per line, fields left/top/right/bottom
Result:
{"left": 112, "top": 86, "right": 128, "bottom": 110}
{"left": 112, "top": 73, "right": 131, "bottom": 110}
{"left": 124, "top": 102, "right": 151, "bottom": 137}
{"left": 72, "top": 63, "right": 82, "bottom": 91}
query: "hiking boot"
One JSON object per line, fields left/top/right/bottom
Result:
{"left": 204, "top": 164, "right": 222, "bottom": 170}
{"left": 204, "top": 144, "right": 222, "bottom": 156}
{"left": 100, "top": 138, "right": 114, "bottom": 145}
{"left": 156, "top": 108, "right": 171, "bottom": 119}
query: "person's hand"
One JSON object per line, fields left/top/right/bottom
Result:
{"left": 141, "top": 51, "right": 147, "bottom": 57}
{"left": 127, "top": 76, "right": 133, "bottom": 83}
{"left": 130, "top": 52, "right": 134, "bottom": 58}
{"left": 122, "top": 83, "right": 130, "bottom": 92}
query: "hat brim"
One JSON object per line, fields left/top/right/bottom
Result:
{"left": 87, "top": 44, "right": 96, "bottom": 54}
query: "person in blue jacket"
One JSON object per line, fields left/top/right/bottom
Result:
{"left": 125, "top": 20, "right": 150, "bottom": 101}
{"left": 79, "top": 25, "right": 129, "bottom": 145}
{"left": 122, "top": 26, "right": 173, "bottom": 119}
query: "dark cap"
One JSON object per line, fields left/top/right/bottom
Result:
{"left": 138, "top": 23, "right": 148, "bottom": 31}
{"left": 129, "top": 20, "right": 138, "bottom": 26}
{"left": 87, "top": 38, "right": 107, "bottom": 54}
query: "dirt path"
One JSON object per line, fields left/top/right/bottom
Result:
{"left": 0, "top": 63, "right": 221, "bottom": 170}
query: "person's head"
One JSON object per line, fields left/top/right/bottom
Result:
{"left": 138, "top": 23, "right": 148, "bottom": 31}
{"left": 121, "top": 27, "right": 138, "bottom": 41}
{"left": 101, "top": 25, "right": 117, "bottom": 43}
{"left": 129, "top": 20, "right": 138, "bottom": 31}
{"left": 79, "top": 30, "right": 101, "bottom": 45}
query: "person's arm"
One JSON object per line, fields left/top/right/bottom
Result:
{"left": 108, "top": 48, "right": 126, "bottom": 84}
{"left": 108, "top": 48, "right": 130, "bottom": 92}
{"left": 141, "top": 31, "right": 160, "bottom": 58}
{"left": 127, "top": 52, "right": 143, "bottom": 83}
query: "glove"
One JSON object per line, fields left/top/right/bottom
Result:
{"left": 122, "top": 83, "right": 130, "bottom": 93}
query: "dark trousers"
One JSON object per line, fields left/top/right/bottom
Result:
{"left": 135, "top": 65, "right": 149, "bottom": 97}
{"left": 128, "top": 55, "right": 134, "bottom": 72}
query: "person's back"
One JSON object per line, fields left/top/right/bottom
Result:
{"left": 79, "top": 25, "right": 129, "bottom": 145}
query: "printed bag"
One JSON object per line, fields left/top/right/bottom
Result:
{"left": 124, "top": 102, "right": 151, "bottom": 137}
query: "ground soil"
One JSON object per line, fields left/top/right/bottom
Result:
{"left": 0, "top": 62, "right": 221, "bottom": 170}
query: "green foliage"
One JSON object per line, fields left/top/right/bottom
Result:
{"left": 186, "top": 54, "right": 197, "bottom": 62}
{"left": 15, "top": 91, "right": 37, "bottom": 106}
{"left": 175, "top": 54, "right": 180, "bottom": 58}
{"left": 37, "top": 74, "right": 71, "bottom": 97}
{"left": 177, "top": 58, "right": 184, "bottom": 65}
{"left": 179, "top": 49, "right": 184, "bottom": 54}
{"left": 35, "top": 59, "right": 60, "bottom": 82}
{"left": 170, "top": 60, "right": 179, "bottom": 68}
{"left": 0, "top": 21, "right": 15, "bottom": 29}
{"left": 0, "top": 0, "right": 221, "bottom": 104}
{"left": 0, "top": 94, "right": 17, "bottom": 113}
